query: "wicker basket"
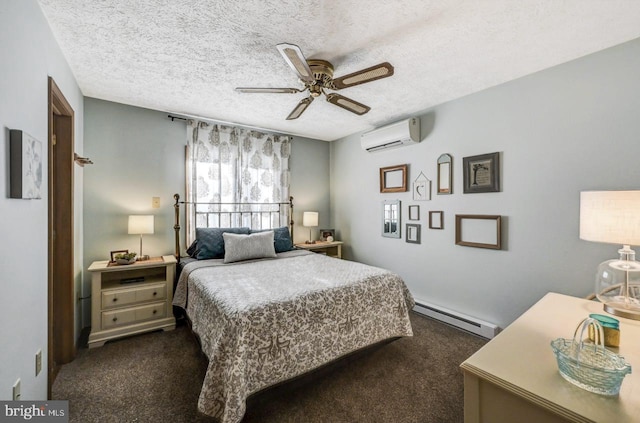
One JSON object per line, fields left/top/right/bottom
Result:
{"left": 550, "top": 317, "right": 632, "bottom": 396}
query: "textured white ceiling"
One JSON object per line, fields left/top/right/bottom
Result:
{"left": 38, "top": 1, "right": 640, "bottom": 141}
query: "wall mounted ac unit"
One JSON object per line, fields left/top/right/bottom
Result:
{"left": 361, "top": 117, "right": 421, "bottom": 152}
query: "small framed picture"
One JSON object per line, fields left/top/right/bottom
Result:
{"left": 463, "top": 152, "right": 500, "bottom": 193}
{"left": 406, "top": 224, "right": 421, "bottom": 244}
{"left": 412, "top": 172, "right": 431, "bottom": 201}
{"left": 110, "top": 249, "right": 129, "bottom": 262}
{"left": 408, "top": 205, "right": 420, "bottom": 221}
{"left": 319, "top": 229, "right": 335, "bottom": 242}
{"left": 429, "top": 211, "right": 444, "bottom": 230}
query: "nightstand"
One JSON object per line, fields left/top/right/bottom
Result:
{"left": 295, "top": 241, "right": 343, "bottom": 259}
{"left": 87, "top": 255, "right": 176, "bottom": 348}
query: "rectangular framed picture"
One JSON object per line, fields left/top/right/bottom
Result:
{"left": 319, "top": 229, "right": 335, "bottom": 242}
{"left": 408, "top": 205, "right": 420, "bottom": 221}
{"left": 10, "top": 129, "right": 43, "bottom": 199}
{"left": 455, "top": 214, "right": 502, "bottom": 250}
{"left": 463, "top": 152, "right": 500, "bottom": 194}
{"left": 429, "top": 211, "right": 444, "bottom": 229}
{"left": 406, "top": 224, "right": 421, "bottom": 244}
{"left": 380, "top": 164, "right": 408, "bottom": 193}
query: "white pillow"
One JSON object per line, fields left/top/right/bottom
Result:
{"left": 223, "top": 231, "right": 277, "bottom": 263}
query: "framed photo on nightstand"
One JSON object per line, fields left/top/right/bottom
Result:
{"left": 319, "top": 229, "right": 335, "bottom": 242}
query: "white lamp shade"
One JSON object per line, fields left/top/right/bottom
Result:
{"left": 580, "top": 191, "right": 640, "bottom": 246}
{"left": 302, "top": 211, "right": 319, "bottom": 227}
{"left": 128, "top": 215, "right": 154, "bottom": 235}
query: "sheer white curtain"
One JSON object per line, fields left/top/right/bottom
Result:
{"left": 185, "top": 120, "right": 291, "bottom": 244}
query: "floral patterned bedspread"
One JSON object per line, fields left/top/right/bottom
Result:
{"left": 173, "top": 250, "right": 414, "bottom": 423}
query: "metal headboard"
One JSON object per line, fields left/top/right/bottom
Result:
{"left": 173, "top": 193, "right": 294, "bottom": 262}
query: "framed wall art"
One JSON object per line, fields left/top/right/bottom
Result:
{"left": 412, "top": 171, "right": 431, "bottom": 201}
{"left": 463, "top": 152, "right": 500, "bottom": 194}
{"left": 429, "top": 211, "right": 444, "bottom": 229}
{"left": 406, "top": 224, "right": 421, "bottom": 244}
{"left": 380, "top": 164, "right": 408, "bottom": 193}
{"left": 437, "top": 154, "right": 452, "bottom": 195}
{"left": 455, "top": 214, "right": 502, "bottom": 250}
{"left": 408, "top": 205, "right": 420, "bottom": 221}
{"left": 10, "top": 129, "right": 43, "bottom": 199}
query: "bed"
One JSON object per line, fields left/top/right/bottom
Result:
{"left": 172, "top": 194, "right": 415, "bottom": 423}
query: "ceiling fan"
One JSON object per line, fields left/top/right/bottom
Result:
{"left": 235, "top": 43, "right": 394, "bottom": 120}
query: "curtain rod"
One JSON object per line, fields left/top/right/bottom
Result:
{"left": 165, "top": 112, "right": 305, "bottom": 139}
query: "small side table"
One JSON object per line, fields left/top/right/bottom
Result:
{"left": 87, "top": 255, "right": 176, "bottom": 348}
{"left": 295, "top": 241, "right": 343, "bottom": 259}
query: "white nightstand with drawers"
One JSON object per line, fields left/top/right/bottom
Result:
{"left": 87, "top": 255, "right": 176, "bottom": 348}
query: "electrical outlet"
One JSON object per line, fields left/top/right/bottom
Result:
{"left": 13, "top": 379, "right": 20, "bottom": 400}
{"left": 152, "top": 197, "right": 160, "bottom": 208}
{"left": 36, "top": 349, "right": 42, "bottom": 376}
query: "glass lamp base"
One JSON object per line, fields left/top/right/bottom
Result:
{"left": 137, "top": 255, "right": 150, "bottom": 261}
{"left": 603, "top": 303, "right": 640, "bottom": 320}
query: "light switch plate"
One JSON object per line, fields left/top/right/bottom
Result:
{"left": 13, "top": 379, "right": 20, "bottom": 400}
{"left": 152, "top": 197, "right": 160, "bottom": 208}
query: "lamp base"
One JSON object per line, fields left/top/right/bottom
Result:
{"left": 137, "top": 255, "right": 150, "bottom": 261}
{"left": 305, "top": 240, "right": 316, "bottom": 244}
{"left": 603, "top": 303, "right": 640, "bottom": 320}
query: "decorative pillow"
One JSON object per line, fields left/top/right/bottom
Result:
{"left": 186, "top": 240, "right": 198, "bottom": 257}
{"left": 223, "top": 231, "right": 277, "bottom": 263}
{"left": 195, "top": 227, "right": 251, "bottom": 260}
{"left": 251, "top": 226, "right": 294, "bottom": 253}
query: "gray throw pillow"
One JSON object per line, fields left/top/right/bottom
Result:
{"left": 223, "top": 231, "right": 277, "bottom": 263}
{"left": 195, "top": 227, "right": 251, "bottom": 260}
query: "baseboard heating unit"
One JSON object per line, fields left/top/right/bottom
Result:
{"left": 413, "top": 299, "right": 500, "bottom": 339}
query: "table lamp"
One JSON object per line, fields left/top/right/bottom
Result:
{"left": 128, "top": 215, "right": 154, "bottom": 261}
{"left": 580, "top": 191, "right": 640, "bottom": 320}
{"left": 303, "top": 211, "right": 318, "bottom": 244}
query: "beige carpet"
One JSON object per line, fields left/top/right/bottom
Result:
{"left": 53, "top": 312, "right": 486, "bottom": 422}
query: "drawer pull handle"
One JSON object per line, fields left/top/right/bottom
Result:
{"left": 112, "top": 317, "right": 118, "bottom": 322}
{"left": 153, "top": 292, "right": 157, "bottom": 296}
{"left": 113, "top": 298, "right": 118, "bottom": 302}
{"left": 153, "top": 310, "right": 157, "bottom": 314}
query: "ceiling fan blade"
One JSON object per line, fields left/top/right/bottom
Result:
{"left": 276, "top": 43, "right": 315, "bottom": 84}
{"left": 326, "top": 93, "right": 370, "bottom": 115}
{"left": 235, "top": 87, "right": 301, "bottom": 94}
{"left": 286, "top": 96, "right": 314, "bottom": 120}
{"left": 331, "top": 62, "right": 394, "bottom": 90}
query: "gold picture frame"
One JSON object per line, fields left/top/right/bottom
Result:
{"left": 380, "top": 164, "right": 408, "bottom": 193}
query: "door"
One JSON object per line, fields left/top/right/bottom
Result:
{"left": 48, "top": 77, "right": 76, "bottom": 397}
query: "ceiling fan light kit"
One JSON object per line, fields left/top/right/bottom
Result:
{"left": 236, "top": 42, "right": 394, "bottom": 120}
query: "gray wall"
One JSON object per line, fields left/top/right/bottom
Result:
{"left": 0, "top": 1, "right": 84, "bottom": 400}
{"left": 83, "top": 98, "right": 330, "bottom": 326}
{"left": 82, "top": 99, "right": 186, "bottom": 326}
{"left": 330, "top": 37, "right": 640, "bottom": 329}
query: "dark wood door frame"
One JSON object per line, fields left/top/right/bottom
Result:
{"left": 48, "top": 77, "right": 76, "bottom": 397}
